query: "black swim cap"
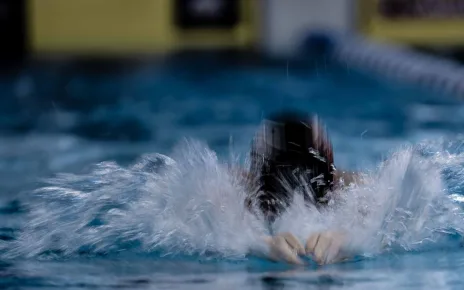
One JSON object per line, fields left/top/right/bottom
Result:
{"left": 248, "top": 110, "right": 335, "bottom": 221}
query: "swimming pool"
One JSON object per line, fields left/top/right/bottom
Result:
{"left": 1, "top": 52, "right": 464, "bottom": 289}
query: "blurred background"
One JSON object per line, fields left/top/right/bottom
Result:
{"left": 1, "top": 0, "right": 464, "bottom": 197}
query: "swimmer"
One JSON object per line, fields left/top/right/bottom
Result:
{"left": 241, "top": 111, "right": 360, "bottom": 266}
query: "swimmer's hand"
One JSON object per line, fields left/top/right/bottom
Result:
{"left": 261, "top": 231, "right": 348, "bottom": 265}
{"left": 305, "top": 231, "right": 348, "bottom": 265}
{"left": 262, "top": 232, "right": 306, "bottom": 265}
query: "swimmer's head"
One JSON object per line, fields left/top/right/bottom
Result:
{"left": 248, "top": 110, "right": 335, "bottom": 222}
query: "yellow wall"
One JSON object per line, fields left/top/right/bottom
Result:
{"left": 29, "top": 0, "right": 258, "bottom": 55}
{"left": 358, "top": 0, "right": 464, "bottom": 46}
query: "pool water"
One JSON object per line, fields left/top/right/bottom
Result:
{"left": 1, "top": 53, "right": 464, "bottom": 289}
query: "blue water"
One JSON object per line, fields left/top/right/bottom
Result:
{"left": 1, "top": 54, "right": 464, "bottom": 289}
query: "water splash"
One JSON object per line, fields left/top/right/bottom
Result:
{"left": 2, "top": 137, "right": 464, "bottom": 263}
{"left": 275, "top": 139, "right": 464, "bottom": 257}
{"left": 6, "top": 139, "right": 265, "bottom": 260}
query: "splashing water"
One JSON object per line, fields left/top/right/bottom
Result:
{"left": 5, "top": 139, "right": 266, "bottom": 260}
{"left": 2, "top": 137, "right": 464, "bottom": 263}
